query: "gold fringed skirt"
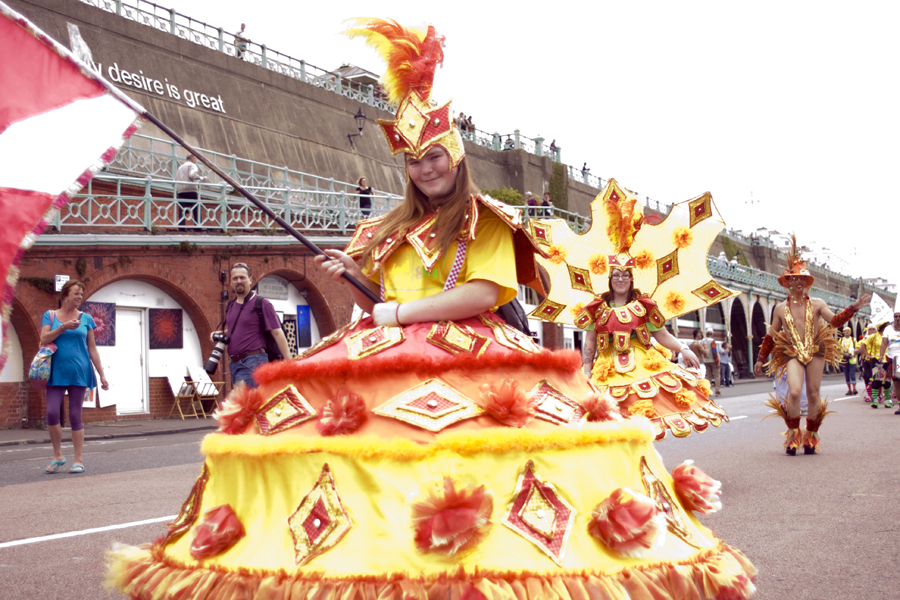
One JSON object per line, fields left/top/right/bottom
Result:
{"left": 766, "top": 325, "right": 841, "bottom": 379}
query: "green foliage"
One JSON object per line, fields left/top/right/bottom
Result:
{"left": 75, "top": 257, "right": 87, "bottom": 277}
{"left": 22, "top": 277, "right": 55, "bottom": 294}
{"left": 722, "top": 237, "right": 750, "bottom": 266}
{"left": 550, "top": 162, "right": 568, "bottom": 211}
{"left": 481, "top": 186, "right": 523, "bottom": 206}
{"left": 178, "top": 241, "right": 198, "bottom": 254}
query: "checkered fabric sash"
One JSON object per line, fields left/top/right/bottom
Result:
{"left": 443, "top": 240, "right": 468, "bottom": 291}
{"left": 379, "top": 239, "right": 468, "bottom": 300}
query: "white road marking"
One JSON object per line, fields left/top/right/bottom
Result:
{"left": 1, "top": 438, "right": 148, "bottom": 454}
{"left": 0, "top": 515, "right": 177, "bottom": 549}
{"left": 729, "top": 415, "right": 748, "bottom": 420}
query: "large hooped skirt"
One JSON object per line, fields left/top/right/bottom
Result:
{"left": 106, "top": 314, "right": 755, "bottom": 599}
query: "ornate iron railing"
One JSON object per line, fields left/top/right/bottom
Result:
{"left": 109, "top": 133, "right": 399, "bottom": 200}
{"left": 706, "top": 256, "right": 871, "bottom": 315}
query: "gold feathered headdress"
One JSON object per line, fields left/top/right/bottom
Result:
{"left": 344, "top": 18, "right": 465, "bottom": 168}
{"left": 777, "top": 233, "right": 814, "bottom": 288}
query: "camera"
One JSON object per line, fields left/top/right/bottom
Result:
{"left": 205, "top": 333, "right": 230, "bottom": 374}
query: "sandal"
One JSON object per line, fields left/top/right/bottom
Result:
{"left": 45, "top": 457, "right": 66, "bottom": 474}
{"left": 68, "top": 463, "right": 85, "bottom": 474}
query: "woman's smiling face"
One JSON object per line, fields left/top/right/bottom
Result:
{"left": 406, "top": 147, "right": 457, "bottom": 200}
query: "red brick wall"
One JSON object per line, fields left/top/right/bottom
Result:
{"left": 9, "top": 241, "right": 353, "bottom": 427}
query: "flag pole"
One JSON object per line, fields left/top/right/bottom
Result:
{"left": 141, "top": 112, "right": 381, "bottom": 304}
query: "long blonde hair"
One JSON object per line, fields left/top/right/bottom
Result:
{"left": 361, "top": 156, "right": 477, "bottom": 266}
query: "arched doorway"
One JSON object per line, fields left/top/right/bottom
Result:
{"left": 730, "top": 299, "right": 749, "bottom": 379}
{"left": 751, "top": 301, "right": 768, "bottom": 376}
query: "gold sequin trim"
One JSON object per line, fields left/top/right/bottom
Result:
{"left": 640, "top": 456, "right": 700, "bottom": 548}
{"left": 287, "top": 463, "right": 352, "bottom": 566}
{"left": 478, "top": 314, "right": 542, "bottom": 354}
{"left": 255, "top": 384, "right": 318, "bottom": 435}
{"left": 163, "top": 463, "right": 210, "bottom": 546}
{"left": 426, "top": 321, "right": 491, "bottom": 356}
{"left": 296, "top": 312, "right": 364, "bottom": 360}
{"left": 530, "top": 379, "right": 586, "bottom": 425}
{"left": 372, "top": 378, "right": 484, "bottom": 432}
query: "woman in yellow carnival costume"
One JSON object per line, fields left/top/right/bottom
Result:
{"left": 106, "top": 18, "right": 756, "bottom": 600}
{"left": 579, "top": 264, "right": 723, "bottom": 438}
{"left": 526, "top": 178, "right": 737, "bottom": 441}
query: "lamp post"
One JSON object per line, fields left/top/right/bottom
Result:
{"left": 347, "top": 108, "right": 366, "bottom": 149}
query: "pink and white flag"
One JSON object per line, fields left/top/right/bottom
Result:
{"left": 0, "top": 2, "right": 143, "bottom": 370}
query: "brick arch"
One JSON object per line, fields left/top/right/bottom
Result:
{"left": 82, "top": 261, "right": 217, "bottom": 356}
{"left": 8, "top": 296, "right": 42, "bottom": 379}
{"left": 252, "top": 267, "right": 338, "bottom": 336}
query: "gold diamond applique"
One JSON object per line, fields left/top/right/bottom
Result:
{"left": 426, "top": 322, "right": 491, "bottom": 356}
{"left": 478, "top": 315, "right": 542, "bottom": 354}
{"left": 288, "top": 464, "right": 352, "bottom": 566}
{"left": 501, "top": 460, "right": 576, "bottom": 566}
{"left": 640, "top": 456, "right": 699, "bottom": 547}
{"left": 567, "top": 264, "right": 593, "bottom": 293}
{"left": 530, "top": 380, "right": 585, "bottom": 425}
{"left": 656, "top": 250, "right": 680, "bottom": 286}
{"left": 345, "top": 326, "right": 405, "bottom": 359}
{"left": 691, "top": 280, "right": 732, "bottom": 304}
{"left": 529, "top": 299, "right": 566, "bottom": 322}
{"left": 372, "top": 379, "right": 484, "bottom": 432}
{"left": 688, "top": 194, "right": 713, "bottom": 228}
{"left": 163, "top": 463, "right": 209, "bottom": 546}
{"left": 255, "top": 384, "right": 317, "bottom": 435}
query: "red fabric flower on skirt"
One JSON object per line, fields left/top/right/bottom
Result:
{"left": 216, "top": 382, "right": 265, "bottom": 435}
{"left": 478, "top": 380, "right": 536, "bottom": 427}
{"left": 189, "top": 504, "right": 246, "bottom": 559}
{"left": 672, "top": 459, "right": 722, "bottom": 514}
{"left": 316, "top": 390, "right": 368, "bottom": 436}
{"left": 587, "top": 487, "right": 665, "bottom": 558}
{"left": 582, "top": 391, "right": 623, "bottom": 422}
{"left": 411, "top": 477, "right": 493, "bottom": 556}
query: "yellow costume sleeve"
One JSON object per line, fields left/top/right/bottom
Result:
{"left": 359, "top": 208, "right": 518, "bottom": 307}
{"left": 459, "top": 208, "right": 518, "bottom": 307}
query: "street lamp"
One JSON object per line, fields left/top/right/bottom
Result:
{"left": 347, "top": 108, "right": 366, "bottom": 149}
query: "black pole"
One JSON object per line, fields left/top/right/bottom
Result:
{"left": 141, "top": 112, "right": 382, "bottom": 305}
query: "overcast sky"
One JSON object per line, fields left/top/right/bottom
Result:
{"left": 160, "top": 0, "right": 898, "bottom": 287}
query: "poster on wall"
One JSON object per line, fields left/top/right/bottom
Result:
{"left": 80, "top": 302, "right": 116, "bottom": 346}
{"left": 149, "top": 308, "right": 183, "bottom": 349}
{"left": 296, "top": 305, "right": 311, "bottom": 348}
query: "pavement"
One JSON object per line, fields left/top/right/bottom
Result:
{"left": 0, "top": 415, "right": 217, "bottom": 447}
{"left": 0, "top": 372, "right": 846, "bottom": 448}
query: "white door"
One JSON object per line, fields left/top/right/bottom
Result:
{"left": 106, "top": 308, "right": 147, "bottom": 414}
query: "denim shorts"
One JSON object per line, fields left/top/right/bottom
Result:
{"left": 230, "top": 352, "right": 268, "bottom": 388}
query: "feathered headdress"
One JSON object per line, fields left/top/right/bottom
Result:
{"left": 604, "top": 193, "right": 644, "bottom": 270}
{"left": 777, "top": 233, "right": 813, "bottom": 288}
{"left": 526, "top": 179, "right": 739, "bottom": 324}
{"left": 344, "top": 18, "right": 465, "bottom": 168}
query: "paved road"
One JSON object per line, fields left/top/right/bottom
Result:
{"left": 1, "top": 377, "right": 897, "bottom": 599}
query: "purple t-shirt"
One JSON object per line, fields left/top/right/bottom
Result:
{"left": 225, "top": 293, "right": 281, "bottom": 356}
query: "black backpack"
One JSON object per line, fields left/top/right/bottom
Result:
{"left": 225, "top": 294, "right": 286, "bottom": 361}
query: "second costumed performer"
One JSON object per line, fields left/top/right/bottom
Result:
{"left": 755, "top": 235, "right": 869, "bottom": 455}
{"left": 526, "top": 178, "right": 739, "bottom": 441}
{"left": 106, "top": 19, "right": 756, "bottom": 600}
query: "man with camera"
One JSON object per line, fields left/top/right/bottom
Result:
{"left": 209, "top": 263, "right": 291, "bottom": 388}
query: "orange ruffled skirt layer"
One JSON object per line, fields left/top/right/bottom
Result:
{"left": 590, "top": 341, "right": 729, "bottom": 441}
{"left": 105, "top": 314, "right": 755, "bottom": 599}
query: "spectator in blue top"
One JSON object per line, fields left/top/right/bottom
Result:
{"left": 40, "top": 279, "right": 109, "bottom": 474}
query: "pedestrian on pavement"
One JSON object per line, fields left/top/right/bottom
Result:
{"left": 701, "top": 327, "right": 721, "bottom": 396}
{"left": 755, "top": 234, "right": 869, "bottom": 454}
{"left": 175, "top": 154, "right": 209, "bottom": 231}
{"left": 877, "top": 308, "right": 900, "bottom": 413}
{"left": 40, "top": 279, "right": 109, "bottom": 474}
{"left": 860, "top": 323, "right": 881, "bottom": 402}
{"left": 839, "top": 326, "right": 859, "bottom": 395}
{"left": 719, "top": 341, "right": 733, "bottom": 387}
{"left": 209, "top": 263, "right": 291, "bottom": 388}
{"left": 541, "top": 191, "right": 553, "bottom": 217}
